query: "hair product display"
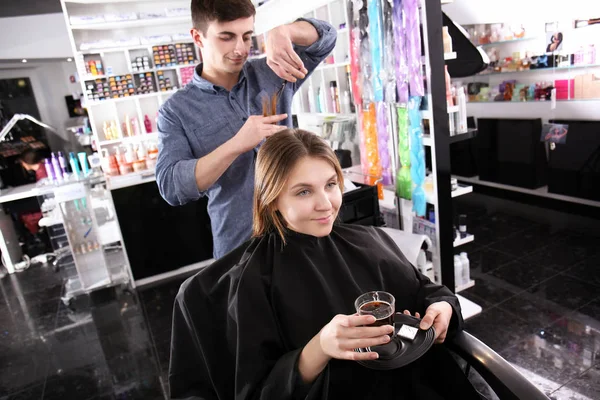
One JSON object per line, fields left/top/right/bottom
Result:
{"left": 404, "top": 0, "right": 425, "bottom": 97}
{"left": 408, "top": 96, "right": 426, "bottom": 216}
{"left": 362, "top": 103, "right": 383, "bottom": 199}
{"left": 393, "top": 0, "right": 409, "bottom": 104}
{"left": 396, "top": 106, "right": 412, "bottom": 199}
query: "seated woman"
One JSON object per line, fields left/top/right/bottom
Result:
{"left": 169, "top": 129, "right": 480, "bottom": 400}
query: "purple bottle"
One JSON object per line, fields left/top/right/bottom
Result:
{"left": 44, "top": 158, "right": 56, "bottom": 182}
{"left": 58, "top": 151, "right": 68, "bottom": 177}
{"left": 50, "top": 153, "right": 62, "bottom": 182}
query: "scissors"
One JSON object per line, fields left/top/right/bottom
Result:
{"left": 262, "top": 81, "right": 286, "bottom": 117}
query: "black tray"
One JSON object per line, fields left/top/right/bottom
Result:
{"left": 355, "top": 313, "right": 435, "bottom": 370}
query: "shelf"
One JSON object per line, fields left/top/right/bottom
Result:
{"left": 71, "top": 16, "right": 190, "bottom": 30}
{"left": 420, "top": 105, "right": 459, "bottom": 119}
{"left": 454, "top": 234, "right": 474, "bottom": 247}
{"left": 79, "top": 41, "right": 194, "bottom": 55}
{"left": 134, "top": 66, "right": 180, "bottom": 74}
{"left": 472, "top": 63, "right": 600, "bottom": 78}
{"left": 455, "top": 280, "right": 475, "bottom": 293}
{"left": 456, "top": 294, "right": 482, "bottom": 320}
{"left": 451, "top": 184, "right": 473, "bottom": 198}
{"left": 449, "top": 128, "right": 477, "bottom": 144}
{"left": 467, "top": 99, "right": 600, "bottom": 103}
{"left": 98, "top": 132, "right": 158, "bottom": 146}
{"left": 477, "top": 37, "right": 539, "bottom": 47}
{"left": 422, "top": 134, "right": 432, "bottom": 146}
{"left": 82, "top": 74, "right": 107, "bottom": 81}
{"left": 316, "top": 61, "right": 350, "bottom": 71}
{"left": 422, "top": 129, "right": 476, "bottom": 147}
{"left": 295, "top": 112, "right": 356, "bottom": 118}
{"left": 453, "top": 175, "right": 600, "bottom": 208}
{"left": 444, "top": 52, "right": 457, "bottom": 60}
{"left": 85, "top": 89, "right": 178, "bottom": 106}
{"left": 107, "top": 169, "right": 156, "bottom": 190}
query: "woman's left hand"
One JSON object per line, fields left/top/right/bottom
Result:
{"left": 402, "top": 301, "right": 453, "bottom": 344}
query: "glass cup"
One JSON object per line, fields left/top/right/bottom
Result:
{"left": 355, "top": 291, "right": 395, "bottom": 336}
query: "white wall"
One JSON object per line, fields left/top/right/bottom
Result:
{"left": 0, "top": 14, "right": 73, "bottom": 60}
{"left": 0, "top": 61, "right": 80, "bottom": 149}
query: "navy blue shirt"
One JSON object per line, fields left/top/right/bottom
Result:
{"left": 156, "top": 18, "right": 337, "bottom": 259}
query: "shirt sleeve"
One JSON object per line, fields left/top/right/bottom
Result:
{"left": 292, "top": 18, "right": 338, "bottom": 92}
{"left": 155, "top": 104, "right": 205, "bottom": 206}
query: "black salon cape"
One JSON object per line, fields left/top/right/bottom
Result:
{"left": 169, "top": 224, "right": 480, "bottom": 400}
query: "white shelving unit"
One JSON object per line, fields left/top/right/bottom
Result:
{"left": 60, "top": 0, "right": 199, "bottom": 159}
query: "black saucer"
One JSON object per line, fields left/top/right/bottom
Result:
{"left": 355, "top": 313, "right": 435, "bottom": 370}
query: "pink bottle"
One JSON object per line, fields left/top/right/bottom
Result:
{"left": 144, "top": 115, "right": 152, "bottom": 133}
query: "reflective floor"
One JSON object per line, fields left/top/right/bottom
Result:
{"left": 0, "top": 207, "right": 598, "bottom": 399}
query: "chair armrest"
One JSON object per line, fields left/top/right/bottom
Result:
{"left": 447, "top": 331, "right": 550, "bottom": 400}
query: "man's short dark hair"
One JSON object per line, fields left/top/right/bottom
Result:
{"left": 191, "top": 0, "right": 256, "bottom": 34}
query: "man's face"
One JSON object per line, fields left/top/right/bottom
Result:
{"left": 192, "top": 17, "right": 254, "bottom": 74}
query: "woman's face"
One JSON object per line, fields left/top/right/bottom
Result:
{"left": 275, "top": 156, "right": 342, "bottom": 237}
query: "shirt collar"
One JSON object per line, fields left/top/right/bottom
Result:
{"left": 193, "top": 63, "right": 248, "bottom": 93}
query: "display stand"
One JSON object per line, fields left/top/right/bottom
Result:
{"left": 37, "top": 175, "right": 134, "bottom": 306}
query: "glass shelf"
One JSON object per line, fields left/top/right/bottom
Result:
{"left": 476, "top": 37, "right": 539, "bottom": 47}
{"left": 467, "top": 99, "right": 600, "bottom": 104}
{"left": 471, "top": 63, "right": 600, "bottom": 77}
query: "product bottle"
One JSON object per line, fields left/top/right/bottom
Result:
{"left": 445, "top": 66, "right": 454, "bottom": 106}
{"left": 442, "top": 26, "right": 453, "bottom": 54}
{"left": 136, "top": 142, "right": 147, "bottom": 160}
{"left": 144, "top": 115, "right": 152, "bottom": 133}
{"left": 345, "top": 65, "right": 357, "bottom": 113}
{"left": 458, "top": 214, "right": 467, "bottom": 238}
{"left": 456, "top": 86, "right": 468, "bottom": 134}
{"left": 460, "top": 252, "right": 470, "bottom": 285}
{"left": 341, "top": 90, "right": 351, "bottom": 114}
{"left": 69, "top": 152, "right": 81, "bottom": 179}
{"left": 78, "top": 152, "right": 90, "bottom": 176}
{"left": 124, "top": 144, "right": 136, "bottom": 164}
{"left": 125, "top": 114, "right": 133, "bottom": 137}
{"left": 330, "top": 81, "right": 340, "bottom": 113}
{"left": 50, "top": 153, "right": 62, "bottom": 183}
{"left": 454, "top": 255, "right": 464, "bottom": 287}
{"left": 44, "top": 158, "right": 56, "bottom": 182}
{"left": 131, "top": 117, "right": 140, "bottom": 136}
{"left": 57, "top": 151, "right": 68, "bottom": 176}
{"left": 317, "top": 87, "right": 325, "bottom": 113}
{"left": 307, "top": 83, "right": 316, "bottom": 113}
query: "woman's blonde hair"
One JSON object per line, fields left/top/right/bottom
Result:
{"left": 253, "top": 129, "right": 345, "bottom": 242}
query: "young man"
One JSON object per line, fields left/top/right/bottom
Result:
{"left": 156, "top": 0, "right": 336, "bottom": 259}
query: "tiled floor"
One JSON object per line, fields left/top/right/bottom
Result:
{"left": 458, "top": 206, "right": 600, "bottom": 400}
{"left": 0, "top": 206, "right": 598, "bottom": 399}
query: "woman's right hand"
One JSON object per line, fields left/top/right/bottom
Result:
{"left": 319, "top": 314, "right": 394, "bottom": 361}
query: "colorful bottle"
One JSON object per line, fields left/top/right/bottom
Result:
{"left": 57, "top": 151, "right": 68, "bottom": 176}
{"left": 144, "top": 115, "right": 152, "bottom": 133}
{"left": 44, "top": 158, "right": 56, "bottom": 182}
{"left": 50, "top": 153, "right": 62, "bottom": 183}
{"left": 69, "top": 152, "right": 81, "bottom": 179}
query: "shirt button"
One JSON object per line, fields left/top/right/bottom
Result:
{"left": 231, "top": 95, "right": 236, "bottom": 100}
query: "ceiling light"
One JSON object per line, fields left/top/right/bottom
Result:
{"left": 67, "top": 58, "right": 73, "bottom": 62}
{"left": 21, "top": 59, "right": 27, "bottom": 63}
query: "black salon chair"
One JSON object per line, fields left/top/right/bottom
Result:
{"left": 447, "top": 331, "right": 550, "bottom": 400}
